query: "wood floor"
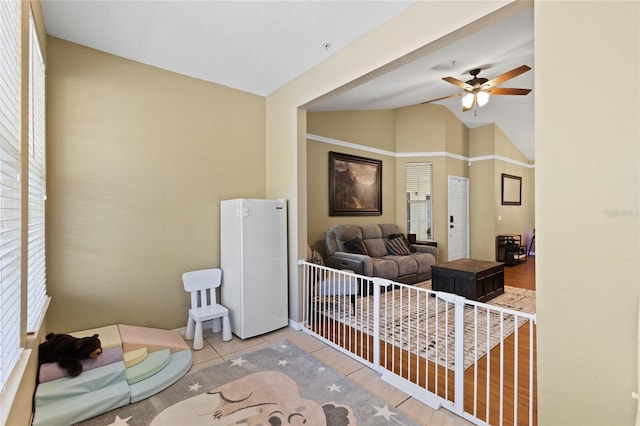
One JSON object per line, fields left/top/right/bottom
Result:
{"left": 476, "top": 256, "right": 537, "bottom": 425}
{"left": 308, "top": 256, "right": 537, "bottom": 426}
{"left": 505, "top": 255, "right": 536, "bottom": 291}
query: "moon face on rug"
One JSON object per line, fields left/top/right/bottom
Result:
{"left": 150, "top": 370, "right": 355, "bottom": 425}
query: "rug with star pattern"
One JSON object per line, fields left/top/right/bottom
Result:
{"left": 75, "top": 340, "right": 420, "bottom": 426}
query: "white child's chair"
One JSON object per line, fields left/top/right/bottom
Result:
{"left": 182, "top": 268, "right": 232, "bottom": 350}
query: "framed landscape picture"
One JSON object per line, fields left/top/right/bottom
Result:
{"left": 501, "top": 173, "right": 522, "bottom": 205}
{"left": 329, "top": 151, "right": 382, "bottom": 216}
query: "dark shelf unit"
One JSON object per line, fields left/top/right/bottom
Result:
{"left": 496, "top": 234, "right": 527, "bottom": 266}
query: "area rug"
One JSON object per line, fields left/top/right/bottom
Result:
{"left": 75, "top": 340, "right": 420, "bottom": 426}
{"left": 318, "top": 282, "right": 536, "bottom": 371}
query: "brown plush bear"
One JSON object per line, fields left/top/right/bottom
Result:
{"left": 38, "top": 333, "right": 103, "bottom": 377}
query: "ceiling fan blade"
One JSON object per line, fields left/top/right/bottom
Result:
{"left": 486, "top": 87, "right": 532, "bottom": 96}
{"left": 483, "top": 65, "right": 531, "bottom": 88}
{"left": 442, "top": 76, "right": 472, "bottom": 90}
{"left": 421, "top": 92, "right": 463, "bottom": 104}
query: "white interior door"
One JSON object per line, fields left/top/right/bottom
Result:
{"left": 448, "top": 176, "right": 469, "bottom": 261}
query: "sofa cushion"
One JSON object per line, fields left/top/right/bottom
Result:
{"left": 364, "top": 238, "right": 387, "bottom": 258}
{"left": 378, "top": 223, "right": 403, "bottom": 238}
{"left": 388, "top": 232, "right": 416, "bottom": 253}
{"left": 385, "top": 236, "right": 412, "bottom": 256}
{"left": 331, "top": 225, "right": 363, "bottom": 252}
{"left": 410, "top": 252, "right": 437, "bottom": 274}
{"left": 344, "top": 237, "right": 368, "bottom": 255}
{"left": 384, "top": 255, "right": 418, "bottom": 276}
{"left": 360, "top": 224, "right": 383, "bottom": 239}
{"left": 325, "top": 231, "right": 339, "bottom": 256}
{"left": 371, "top": 258, "right": 398, "bottom": 280}
{"left": 357, "top": 223, "right": 385, "bottom": 256}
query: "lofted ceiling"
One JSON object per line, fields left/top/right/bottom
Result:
{"left": 41, "top": 1, "right": 534, "bottom": 160}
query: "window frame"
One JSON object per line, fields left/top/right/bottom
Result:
{"left": 405, "top": 162, "right": 434, "bottom": 242}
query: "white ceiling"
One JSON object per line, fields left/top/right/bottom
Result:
{"left": 41, "top": 1, "right": 534, "bottom": 160}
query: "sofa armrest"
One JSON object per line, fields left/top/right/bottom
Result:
{"left": 413, "top": 245, "right": 439, "bottom": 263}
{"left": 326, "top": 252, "right": 373, "bottom": 276}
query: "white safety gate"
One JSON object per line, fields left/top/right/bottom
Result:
{"left": 299, "top": 260, "right": 537, "bottom": 426}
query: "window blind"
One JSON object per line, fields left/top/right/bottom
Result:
{"left": 0, "top": 0, "right": 22, "bottom": 391}
{"left": 28, "top": 13, "right": 47, "bottom": 333}
{"left": 406, "top": 162, "right": 433, "bottom": 241}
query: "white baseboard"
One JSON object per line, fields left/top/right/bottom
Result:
{"left": 289, "top": 319, "right": 303, "bottom": 331}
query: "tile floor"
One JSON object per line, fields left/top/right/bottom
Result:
{"left": 180, "top": 325, "right": 473, "bottom": 426}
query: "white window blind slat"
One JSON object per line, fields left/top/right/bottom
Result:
{"left": 406, "top": 162, "right": 433, "bottom": 241}
{"left": 0, "top": 0, "right": 22, "bottom": 391}
{"left": 0, "top": 3, "right": 20, "bottom": 151}
{"left": 28, "top": 14, "right": 47, "bottom": 333}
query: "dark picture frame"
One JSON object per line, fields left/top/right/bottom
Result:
{"left": 329, "top": 151, "right": 382, "bottom": 216}
{"left": 501, "top": 173, "right": 522, "bottom": 205}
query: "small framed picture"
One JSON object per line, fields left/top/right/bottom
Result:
{"left": 501, "top": 173, "right": 522, "bottom": 205}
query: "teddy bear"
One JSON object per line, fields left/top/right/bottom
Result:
{"left": 38, "top": 333, "right": 103, "bottom": 377}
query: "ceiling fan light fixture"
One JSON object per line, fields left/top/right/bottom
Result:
{"left": 477, "top": 90, "right": 490, "bottom": 106}
{"left": 461, "top": 92, "right": 474, "bottom": 109}
{"left": 426, "top": 65, "right": 531, "bottom": 113}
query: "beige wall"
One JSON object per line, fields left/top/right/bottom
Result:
{"left": 307, "top": 110, "right": 397, "bottom": 253}
{"left": 536, "top": 2, "right": 639, "bottom": 424}
{"left": 469, "top": 159, "right": 496, "bottom": 259}
{"left": 469, "top": 124, "right": 535, "bottom": 261}
{"left": 469, "top": 125, "right": 499, "bottom": 261}
{"left": 395, "top": 104, "right": 465, "bottom": 260}
{"left": 494, "top": 162, "right": 534, "bottom": 239}
{"left": 395, "top": 104, "right": 447, "bottom": 151}
{"left": 306, "top": 140, "right": 396, "bottom": 254}
{"left": 46, "top": 37, "right": 267, "bottom": 333}
{"left": 307, "top": 110, "right": 396, "bottom": 151}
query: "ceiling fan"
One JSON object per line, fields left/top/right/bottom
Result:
{"left": 422, "top": 65, "right": 532, "bottom": 113}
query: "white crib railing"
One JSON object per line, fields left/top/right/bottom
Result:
{"left": 299, "top": 260, "right": 537, "bottom": 426}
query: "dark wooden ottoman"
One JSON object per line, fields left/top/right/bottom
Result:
{"left": 431, "top": 258, "right": 504, "bottom": 302}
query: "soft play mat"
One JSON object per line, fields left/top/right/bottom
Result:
{"left": 32, "top": 324, "right": 192, "bottom": 426}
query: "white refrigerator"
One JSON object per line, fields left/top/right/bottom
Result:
{"left": 220, "top": 198, "right": 288, "bottom": 339}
